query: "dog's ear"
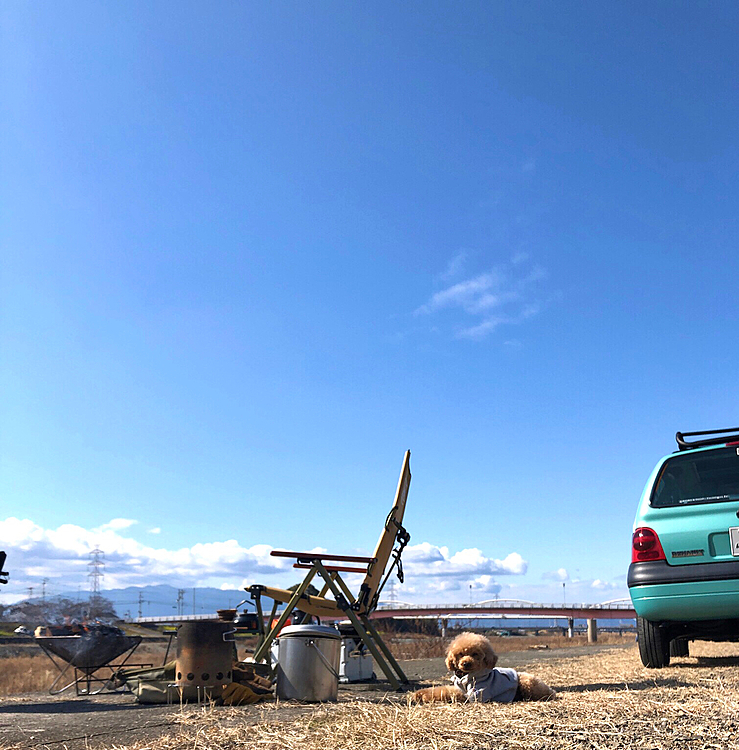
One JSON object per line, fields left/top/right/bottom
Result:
{"left": 483, "top": 643, "right": 498, "bottom": 669}
{"left": 445, "top": 649, "right": 457, "bottom": 672}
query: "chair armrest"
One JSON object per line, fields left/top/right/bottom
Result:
{"left": 270, "top": 550, "right": 376, "bottom": 564}
{"left": 293, "top": 563, "right": 369, "bottom": 573}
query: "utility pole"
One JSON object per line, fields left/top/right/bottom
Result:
{"left": 192, "top": 588, "right": 196, "bottom": 615}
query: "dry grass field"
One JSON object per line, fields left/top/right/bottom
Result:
{"left": 0, "top": 654, "right": 58, "bottom": 696}
{"left": 3, "top": 636, "right": 738, "bottom": 749}
{"left": 0, "top": 642, "right": 170, "bottom": 696}
{"left": 0, "top": 633, "right": 626, "bottom": 696}
{"left": 112, "top": 640, "right": 739, "bottom": 750}
{"left": 385, "top": 631, "right": 631, "bottom": 660}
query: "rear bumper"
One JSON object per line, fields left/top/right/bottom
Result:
{"left": 629, "top": 561, "right": 739, "bottom": 621}
{"left": 628, "top": 559, "right": 739, "bottom": 587}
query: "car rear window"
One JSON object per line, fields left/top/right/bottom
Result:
{"left": 651, "top": 447, "right": 739, "bottom": 508}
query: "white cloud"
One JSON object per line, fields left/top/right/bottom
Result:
{"left": 469, "top": 575, "right": 503, "bottom": 596}
{"left": 148, "top": 527, "right": 162, "bottom": 535}
{"left": 542, "top": 567, "right": 570, "bottom": 582}
{"left": 497, "top": 574, "right": 629, "bottom": 605}
{"left": 404, "top": 543, "right": 527, "bottom": 578}
{"left": 415, "top": 257, "right": 553, "bottom": 340}
{"left": 0, "top": 517, "right": 530, "bottom": 605}
{"left": 415, "top": 272, "right": 503, "bottom": 315}
{"left": 97, "top": 518, "right": 138, "bottom": 533}
{"left": 457, "top": 317, "right": 504, "bottom": 339}
{"left": 417, "top": 574, "right": 503, "bottom": 601}
{"left": 0, "top": 517, "right": 631, "bottom": 607}
{"left": 439, "top": 250, "right": 469, "bottom": 281}
{"left": 591, "top": 579, "right": 622, "bottom": 591}
{"left": 425, "top": 579, "right": 460, "bottom": 594}
{"left": 402, "top": 541, "right": 447, "bottom": 564}
{"left": 0, "top": 517, "right": 291, "bottom": 595}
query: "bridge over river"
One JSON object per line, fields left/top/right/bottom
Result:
{"left": 133, "top": 598, "right": 635, "bottom": 626}
{"left": 368, "top": 598, "right": 636, "bottom": 621}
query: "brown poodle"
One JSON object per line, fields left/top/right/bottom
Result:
{"left": 412, "top": 632, "right": 555, "bottom": 703}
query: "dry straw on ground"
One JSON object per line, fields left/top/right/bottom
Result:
{"left": 386, "top": 631, "right": 629, "bottom": 660}
{"left": 0, "top": 655, "right": 57, "bottom": 696}
{"left": 111, "top": 641, "right": 739, "bottom": 750}
{"left": 0, "top": 642, "right": 169, "bottom": 696}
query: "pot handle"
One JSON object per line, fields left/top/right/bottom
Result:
{"left": 308, "top": 640, "right": 340, "bottom": 680}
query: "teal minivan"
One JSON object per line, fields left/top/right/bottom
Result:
{"left": 629, "top": 428, "right": 739, "bottom": 667}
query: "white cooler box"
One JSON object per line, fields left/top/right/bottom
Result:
{"left": 337, "top": 623, "right": 375, "bottom": 683}
{"left": 270, "top": 622, "right": 375, "bottom": 683}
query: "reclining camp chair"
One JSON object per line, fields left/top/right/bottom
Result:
{"left": 247, "top": 450, "right": 411, "bottom": 689}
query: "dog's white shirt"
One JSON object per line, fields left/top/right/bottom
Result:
{"left": 451, "top": 667, "right": 519, "bottom": 703}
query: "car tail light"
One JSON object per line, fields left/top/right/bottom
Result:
{"left": 632, "top": 527, "right": 666, "bottom": 563}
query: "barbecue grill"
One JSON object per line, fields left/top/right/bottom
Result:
{"left": 35, "top": 625, "right": 144, "bottom": 695}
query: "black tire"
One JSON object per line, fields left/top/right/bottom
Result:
{"left": 637, "top": 616, "right": 670, "bottom": 668}
{"left": 669, "top": 638, "right": 689, "bottom": 658}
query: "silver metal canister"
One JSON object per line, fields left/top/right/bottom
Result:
{"left": 276, "top": 624, "right": 341, "bottom": 701}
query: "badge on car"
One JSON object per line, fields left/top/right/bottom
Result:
{"left": 729, "top": 527, "right": 739, "bottom": 556}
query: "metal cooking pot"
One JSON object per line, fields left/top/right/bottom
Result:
{"left": 276, "top": 624, "right": 341, "bottom": 702}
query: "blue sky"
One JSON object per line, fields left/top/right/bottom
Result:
{"left": 2, "top": 1, "right": 738, "bottom": 607}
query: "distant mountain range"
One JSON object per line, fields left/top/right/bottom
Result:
{"left": 97, "top": 584, "right": 249, "bottom": 619}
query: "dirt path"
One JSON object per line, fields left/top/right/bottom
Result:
{"left": 0, "top": 642, "right": 630, "bottom": 749}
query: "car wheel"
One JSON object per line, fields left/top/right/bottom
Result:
{"left": 637, "top": 616, "right": 670, "bottom": 668}
{"left": 669, "top": 638, "right": 689, "bottom": 658}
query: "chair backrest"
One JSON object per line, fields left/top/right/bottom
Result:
{"left": 355, "top": 450, "right": 411, "bottom": 613}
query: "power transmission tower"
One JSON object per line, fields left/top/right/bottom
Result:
{"left": 88, "top": 547, "right": 105, "bottom": 616}
{"left": 177, "top": 589, "right": 185, "bottom": 616}
{"left": 138, "top": 591, "right": 145, "bottom": 618}
{"left": 41, "top": 578, "right": 48, "bottom": 602}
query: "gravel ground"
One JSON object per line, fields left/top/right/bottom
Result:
{"left": 0, "top": 642, "right": 631, "bottom": 749}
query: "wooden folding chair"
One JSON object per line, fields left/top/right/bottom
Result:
{"left": 247, "top": 450, "right": 411, "bottom": 689}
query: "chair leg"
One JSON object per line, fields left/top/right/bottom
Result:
{"left": 252, "top": 569, "right": 318, "bottom": 664}
{"left": 359, "top": 614, "right": 408, "bottom": 685}
{"left": 341, "top": 609, "right": 403, "bottom": 690}
{"left": 314, "top": 561, "right": 407, "bottom": 690}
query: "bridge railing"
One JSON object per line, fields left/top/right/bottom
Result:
{"left": 375, "top": 599, "right": 634, "bottom": 611}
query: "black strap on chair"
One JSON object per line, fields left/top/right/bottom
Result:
{"left": 368, "top": 519, "right": 410, "bottom": 611}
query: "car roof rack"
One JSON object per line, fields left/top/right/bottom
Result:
{"left": 676, "top": 428, "right": 739, "bottom": 451}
